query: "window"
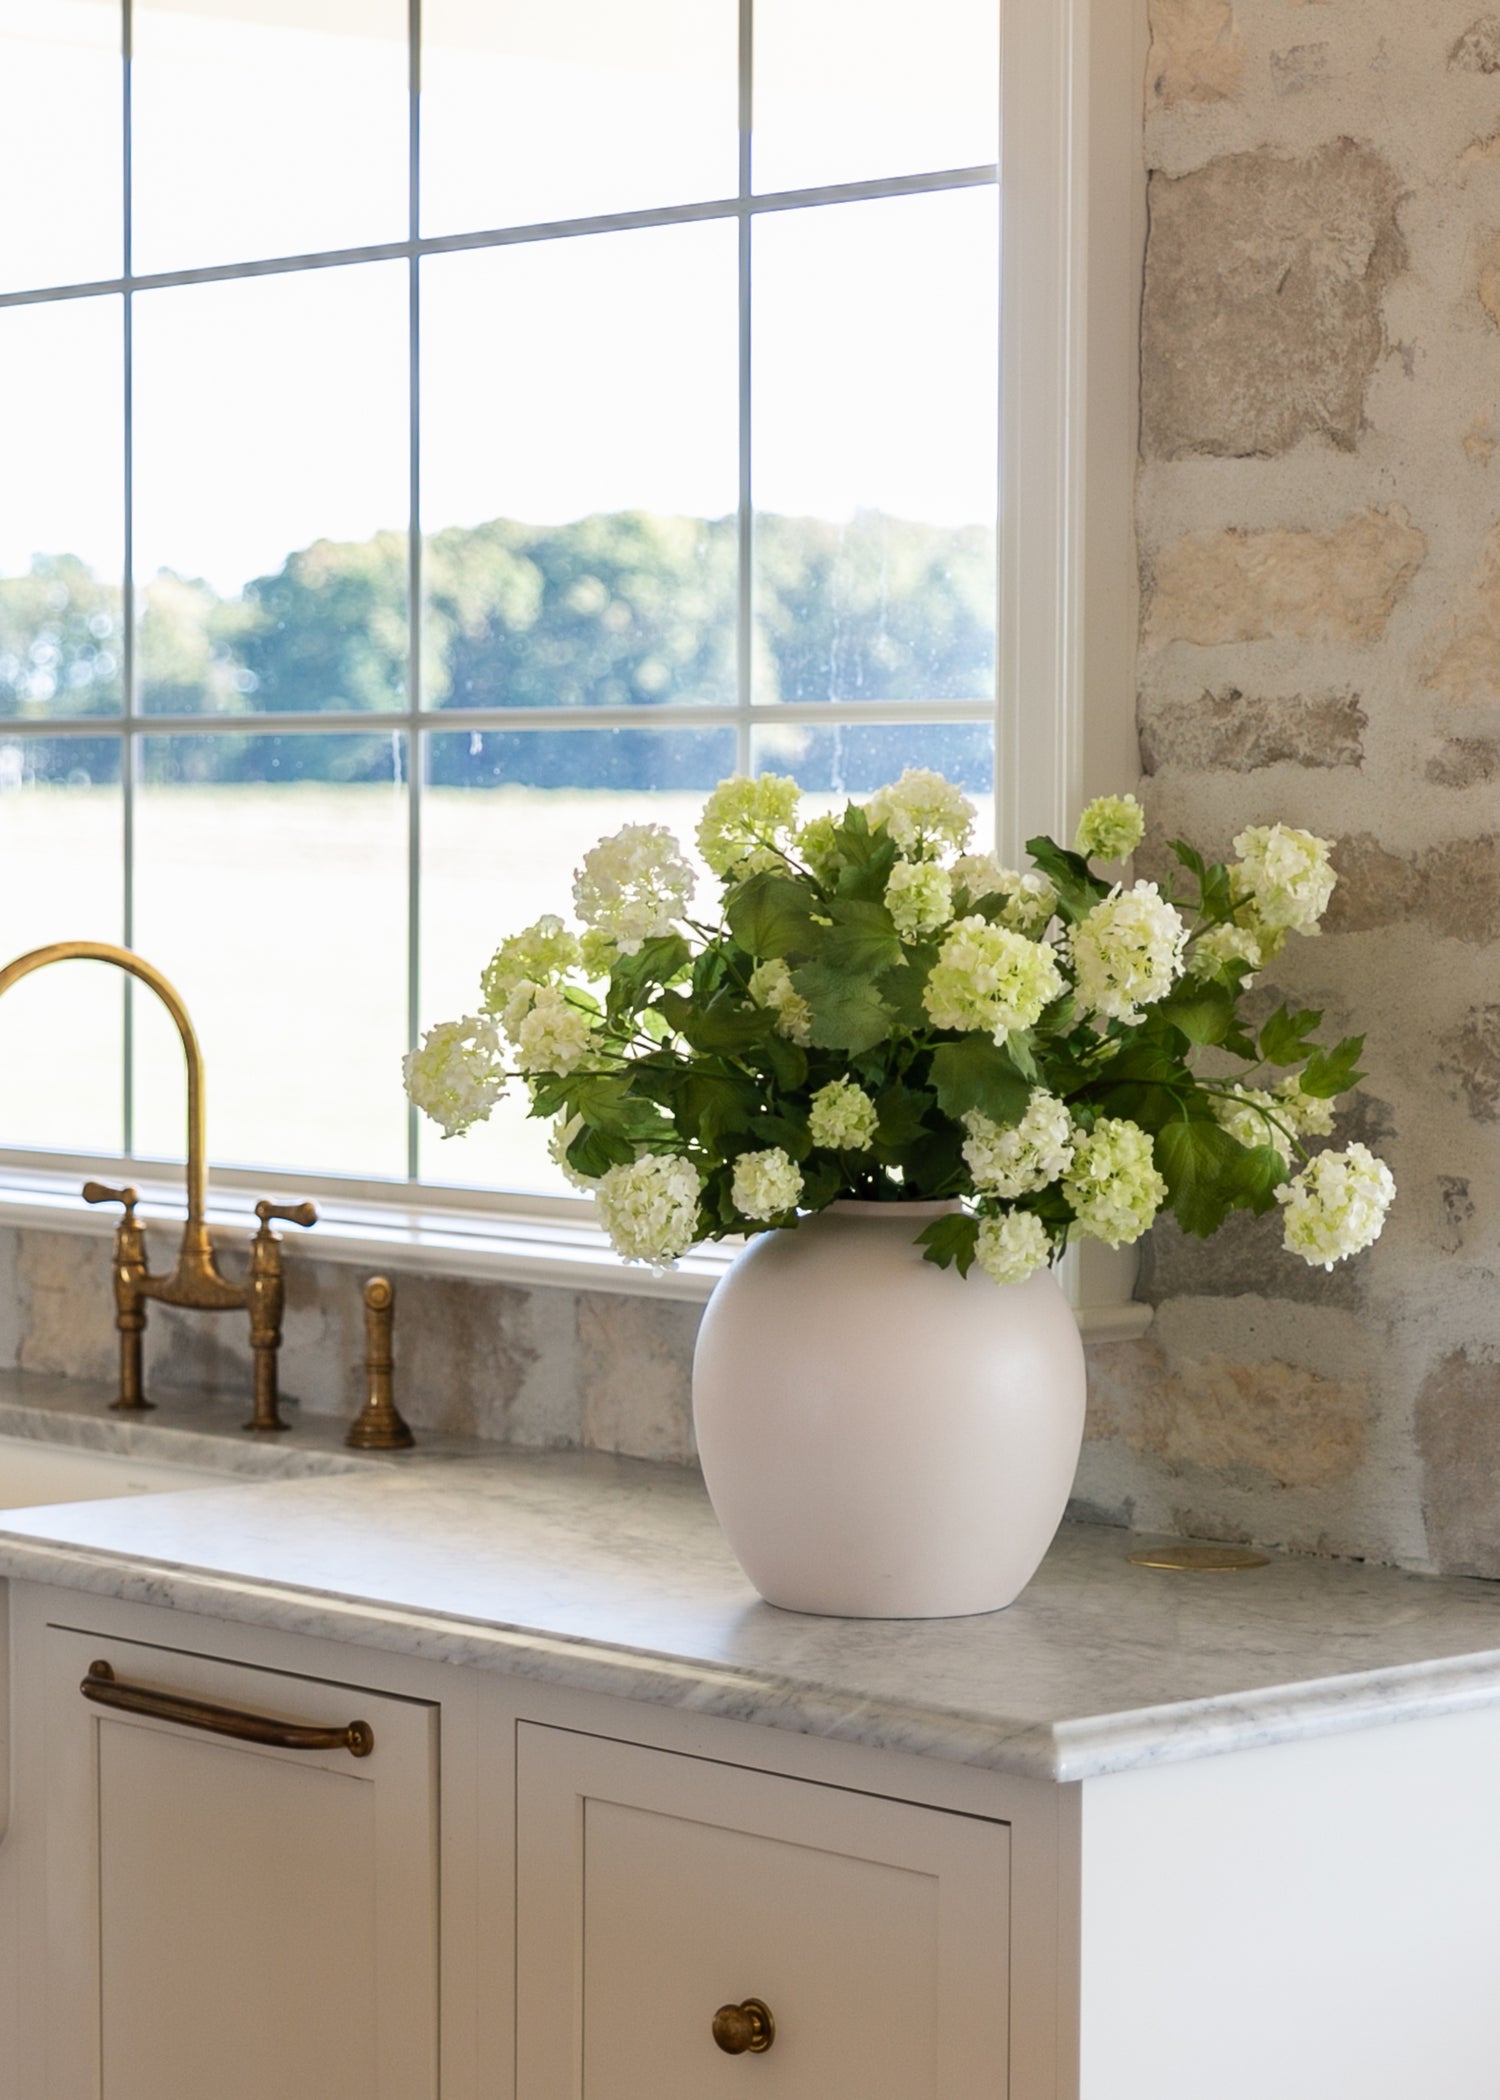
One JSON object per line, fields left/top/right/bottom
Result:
{"left": 0, "top": 0, "right": 1140, "bottom": 1285}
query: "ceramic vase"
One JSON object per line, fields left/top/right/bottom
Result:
{"left": 692, "top": 1200, "right": 1087, "bottom": 1619}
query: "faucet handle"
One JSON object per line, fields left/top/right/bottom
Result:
{"left": 83, "top": 1180, "right": 139, "bottom": 1221}
{"left": 253, "top": 1199, "right": 318, "bottom": 1237}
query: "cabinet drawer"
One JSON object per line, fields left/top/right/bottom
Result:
{"left": 41, "top": 1624, "right": 438, "bottom": 2100}
{"left": 516, "top": 1724, "right": 1009, "bottom": 2099}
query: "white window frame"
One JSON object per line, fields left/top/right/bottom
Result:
{"left": 0, "top": 0, "right": 1150, "bottom": 1336}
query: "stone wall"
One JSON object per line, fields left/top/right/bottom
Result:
{"left": 1073, "top": 0, "right": 1500, "bottom": 1575}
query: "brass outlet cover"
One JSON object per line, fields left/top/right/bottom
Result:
{"left": 1127, "top": 1542, "right": 1271, "bottom": 1572}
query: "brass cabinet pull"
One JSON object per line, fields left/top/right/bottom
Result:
{"left": 80, "top": 1660, "right": 374, "bottom": 1758}
{"left": 712, "top": 1999, "right": 775, "bottom": 2056}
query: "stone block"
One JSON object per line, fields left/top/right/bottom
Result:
{"left": 578, "top": 1292, "right": 701, "bottom": 1465}
{"left": 1139, "top": 1209, "right": 1366, "bottom": 1310}
{"left": 1416, "top": 1350, "right": 1500, "bottom": 1575}
{"left": 1270, "top": 43, "right": 1330, "bottom": 94}
{"left": 1450, "top": 16, "right": 1500, "bottom": 71}
{"left": 1145, "top": 509, "right": 1427, "bottom": 648}
{"left": 1438, "top": 1005, "right": 1500, "bottom": 1120}
{"left": 1139, "top": 686, "right": 1365, "bottom": 773}
{"left": 1436, "top": 1176, "right": 1475, "bottom": 1254}
{"left": 1427, "top": 522, "right": 1500, "bottom": 702}
{"left": 1145, "top": 0, "right": 1243, "bottom": 108}
{"left": 1141, "top": 142, "right": 1405, "bottom": 460}
{"left": 1087, "top": 1338, "right": 1368, "bottom": 1488}
{"left": 1426, "top": 737, "right": 1500, "bottom": 787}
{"left": 1324, "top": 833, "right": 1499, "bottom": 940}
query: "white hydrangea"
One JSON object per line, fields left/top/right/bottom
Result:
{"left": 548, "top": 1113, "right": 599, "bottom": 1191}
{"left": 951, "top": 855, "right": 1058, "bottom": 938}
{"left": 1212, "top": 1084, "right": 1294, "bottom": 1169}
{"left": 1276, "top": 1075, "right": 1337, "bottom": 1138}
{"left": 1070, "top": 882, "right": 1188, "bottom": 1025}
{"left": 1232, "top": 823, "right": 1336, "bottom": 935}
{"left": 696, "top": 773, "right": 802, "bottom": 877}
{"left": 732, "top": 1146, "right": 805, "bottom": 1221}
{"left": 864, "top": 768, "right": 975, "bottom": 859}
{"left": 1188, "top": 920, "right": 1267, "bottom": 983}
{"left": 884, "top": 859, "right": 953, "bottom": 940}
{"left": 975, "top": 1210, "right": 1052, "bottom": 1287}
{"left": 479, "top": 915, "right": 580, "bottom": 1014}
{"left": 923, "top": 917, "right": 1065, "bottom": 1041}
{"left": 1277, "top": 1142, "right": 1394, "bottom": 1270}
{"left": 573, "top": 822, "right": 697, "bottom": 955}
{"left": 1074, "top": 793, "right": 1145, "bottom": 864}
{"left": 402, "top": 1016, "right": 505, "bottom": 1139}
{"left": 748, "top": 956, "right": 814, "bottom": 1046}
{"left": 511, "top": 986, "right": 599, "bottom": 1075}
{"left": 807, "top": 1078, "right": 879, "bottom": 1152}
{"left": 962, "top": 1091, "right": 1076, "bottom": 1199}
{"left": 794, "top": 811, "right": 842, "bottom": 882}
{"left": 1063, "top": 1117, "right": 1167, "bottom": 1247}
{"left": 595, "top": 1153, "right": 703, "bottom": 1268}
{"left": 578, "top": 927, "right": 620, "bottom": 980}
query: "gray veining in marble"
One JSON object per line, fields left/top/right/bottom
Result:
{"left": 5, "top": 1376, "right": 1500, "bottom": 1783}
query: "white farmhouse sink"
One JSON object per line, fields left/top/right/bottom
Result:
{"left": 0, "top": 1437, "right": 238, "bottom": 1512}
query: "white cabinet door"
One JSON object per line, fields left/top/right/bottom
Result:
{"left": 516, "top": 1723, "right": 1009, "bottom": 2100}
{"left": 41, "top": 1625, "right": 438, "bottom": 2100}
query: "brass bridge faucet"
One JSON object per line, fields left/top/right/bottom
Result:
{"left": 0, "top": 940, "right": 316, "bottom": 1432}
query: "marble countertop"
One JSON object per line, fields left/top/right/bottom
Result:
{"left": 3, "top": 1370, "right": 1500, "bottom": 1784}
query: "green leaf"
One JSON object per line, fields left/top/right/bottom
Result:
{"left": 820, "top": 896, "right": 904, "bottom": 976}
{"left": 873, "top": 1084, "right": 935, "bottom": 1149}
{"left": 760, "top": 1033, "right": 808, "bottom": 1091}
{"left": 928, "top": 1036, "right": 1031, "bottom": 1127}
{"left": 1259, "top": 1004, "right": 1323, "bottom": 1066}
{"left": 878, "top": 948, "right": 936, "bottom": 1030}
{"left": 917, "top": 1211, "right": 981, "bottom": 1278}
{"left": 1155, "top": 1119, "right": 1246, "bottom": 1238}
{"left": 789, "top": 960, "right": 895, "bottom": 1053}
{"left": 605, "top": 934, "right": 690, "bottom": 1021}
{"left": 1024, "top": 835, "right": 1111, "bottom": 925}
{"left": 1230, "top": 1141, "right": 1289, "bottom": 1215}
{"left": 1007, "top": 1031, "right": 1039, "bottom": 1083}
{"left": 1156, "top": 981, "right": 1236, "bottom": 1047}
{"left": 1167, "top": 838, "right": 1206, "bottom": 880}
{"left": 725, "top": 871, "right": 821, "bottom": 959}
{"left": 1299, "top": 1034, "right": 1365, "bottom": 1099}
{"left": 654, "top": 989, "right": 771, "bottom": 1056}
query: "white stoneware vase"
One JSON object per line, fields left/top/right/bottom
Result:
{"left": 692, "top": 1200, "right": 1088, "bottom": 1619}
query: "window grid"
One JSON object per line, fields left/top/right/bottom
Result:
{"left": 1, "top": 0, "right": 1000, "bottom": 1197}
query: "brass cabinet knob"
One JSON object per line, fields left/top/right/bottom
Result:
{"left": 712, "top": 1999, "right": 775, "bottom": 2055}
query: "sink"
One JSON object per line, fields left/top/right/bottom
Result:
{"left": 0, "top": 1437, "right": 241, "bottom": 1513}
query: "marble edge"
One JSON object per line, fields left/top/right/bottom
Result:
{"left": 8, "top": 1529, "right": 1500, "bottom": 1784}
{"left": 0, "top": 1399, "right": 373, "bottom": 1480}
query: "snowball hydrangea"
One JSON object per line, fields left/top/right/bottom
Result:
{"left": 595, "top": 1153, "right": 703, "bottom": 1268}
{"left": 962, "top": 1091, "right": 1076, "bottom": 1199}
{"left": 1275, "top": 1076, "right": 1337, "bottom": 1138}
{"left": 923, "top": 918, "right": 1065, "bottom": 1041}
{"left": 1277, "top": 1142, "right": 1394, "bottom": 1269}
{"left": 884, "top": 859, "right": 953, "bottom": 940}
{"left": 975, "top": 1210, "right": 1052, "bottom": 1286}
{"left": 748, "top": 957, "right": 813, "bottom": 1046}
{"left": 509, "top": 985, "right": 599, "bottom": 1076}
{"left": 1212, "top": 1084, "right": 1294, "bottom": 1168}
{"left": 479, "top": 915, "right": 579, "bottom": 1014}
{"left": 864, "top": 768, "right": 975, "bottom": 858}
{"left": 1063, "top": 1117, "right": 1167, "bottom": 1246}
{"left": 1075, "top": 793, "right": 1145, "bottom": 864}
{"left": 951, "top": 855, "right": 1058, "bottom": 938}
{"left": 1070, "top": 882, "right": 1188, "bottom": 1025}
{"left": 697, "top": 773, "right": 802, "bottom": 878}
{"left": 1188, "top": 919, "right": 1268, "bottom": 983}
{"left": 807, "top": 1078, "right": 879, "bottom": 1152}
{"left": 401, "top": 1017, "right": 504, "bottom": 1139}
{"left": 1232, "top": 823, "right": 1336, "bottom": 935}
{"left": 732, "top": 1146, "right": 804, "bottom": 1221}
{"left": 572, "top": 822, "right": 696, "bottom": 955}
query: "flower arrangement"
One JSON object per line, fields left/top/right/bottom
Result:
{"left": 404, "top": 769, "right": 1395, "bottom": 1284}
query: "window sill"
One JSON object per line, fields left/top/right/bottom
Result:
{"left": 0, "top": 1168, "right": 1153, "bottom": 1339}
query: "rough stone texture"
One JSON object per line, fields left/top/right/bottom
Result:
{"left": 1320, "top": 832, "right": 1500, "bottom": 941}
{"left": 1416, "top": 1351, "right": 1500, "bottom": 1573}
{"left": 1450, "top": 16, "right": 1500, "bottom": 70}
{"left": 1141, "top": 142, "right": 1405, "bottom": 460}
{"left": 1436, "top": 1176, "right": 1475, "bottom": 1254}
{"left": 1271, "top": 43, "right": 1330, "bottom": 94}
{"left": 1437, "top": 1006, "right": 1500, "bottom": 1121}
{"left": 1426, "top": 736, "right": 1500, "bottom": 786}
{"left": 1144, "top": 510, "right": 1427, "bottom": 647}
{"left": 1139, "top": 1210, "right": 1367, "bottom": 1310}
{"left": 1087, "top": 1339, "right": 1368, "bottom": 1489}
{"left": 1145, "top": 0, "right": 1244, "bottom": 109}
{"left": 1427, "top": 522, "right": 1500, "bottom": 702}
{"left": 578, "top": 1293, "right": 701, "bottom": 1465}
{"left": 1139, "top": 686, "right": 1365, "bottom": 772}
{"left": 1478, "top": 230, "right": 1500, "bottom": 329}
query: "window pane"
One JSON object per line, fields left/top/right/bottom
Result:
{"left": 422, "top": 0, "right": 735, "bottom": 238}
{"left": 420, "top": 724, "right": 734, "bottom": 1192}
{"left": 0, "top": 296, "right": 123, "bottom": 720}
{"left": 753, "top": 0, "right": 997, "bottom": 194}
{"left": 423, "top": 226, "right": 737, "bottom": 712}
{"left": 752, "top": 717, "right": 994, "bottom": 840}
{"left": 0, "top": 735, "right": 124, "bottom": 1154}
{"left": 132, "top": 733, "right": 408, "bottom": 1178}
{"left": 132, "top": 265, "right": 409, "bottom": 716}
{"left": 753, "top": 191, "right": 996, "bottom": 707}
{"left": 131, "top": 0, "right": 407, "bottom": 275}
{"left": 0, "top": 0, "right": 121, "bottom": 293}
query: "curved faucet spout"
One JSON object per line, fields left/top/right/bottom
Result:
{"left": 0, "top": 940, "right": 209, "bottom": 1234}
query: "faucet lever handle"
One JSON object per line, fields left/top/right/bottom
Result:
{"left": 253, "top": 1199, "right": 318, "bottom": 1236}
{"left": 83, "top": 1180, "right": 139, "bottom": 1221}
